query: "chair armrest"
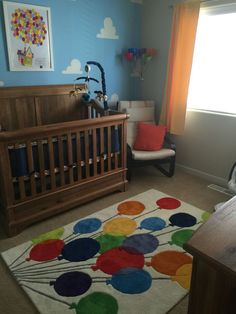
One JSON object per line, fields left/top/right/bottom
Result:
{"left": 164, "top": 135, "right": 176, "bottom": 151}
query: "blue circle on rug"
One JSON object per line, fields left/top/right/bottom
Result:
{"left": 50, "top": 271, "right": 92, "bottom": 296}
{"left": 140, "top": 217, "right": 166, "bottom": 231}
{"left": 122, "top": 234, "right": 159, "bottom": 254}
{"left": 169, "top": 212, "right": 197, "bottom": 227}
{"left": 59, "top": 238, "right": 100, "bottom": 261}
{"left": 107, "top": 268, "right": 152, "bottom": 294}
{"left": 73, "top": 218, "right": 102, "bottom": 235}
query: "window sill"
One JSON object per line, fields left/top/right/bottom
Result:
{"left": 187, "top": 108, "right": 236, "bottom": 118}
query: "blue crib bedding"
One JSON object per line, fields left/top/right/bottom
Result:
{"left": 9, "top": 129, "right": 120, "bottom": 178}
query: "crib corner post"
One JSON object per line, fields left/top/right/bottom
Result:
{"left": 0, "top": 141, "right": 15, "bottom": 211}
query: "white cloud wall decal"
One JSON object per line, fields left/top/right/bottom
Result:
{"left": 0, "top": 81, "right": 5, "bottom": 87}
{"left": 62, "top": 59, "right": 83, "bottom": 74}
{"left": 97, "top": 17, "right": 119, "bottom": 40}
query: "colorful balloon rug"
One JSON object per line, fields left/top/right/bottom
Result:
{"left": 1, "top": 189, "right": 210, "bottom": 314}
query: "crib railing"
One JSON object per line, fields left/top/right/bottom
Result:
{"left": 0, "top": 113, "right": 128, "bottom": 208}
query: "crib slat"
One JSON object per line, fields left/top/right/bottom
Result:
{"left": 114, "top": 125, "right": 119, "bottom": 169}
{"left": 26, "top": 141, "right": 36, "bottom": 196}
{"left": 18, "top": 176, "right": 26, "bottom": 200}
{"left": 84, "top": 130, "right": 90, "bottom": 178}
{"left": 100, "top": 127, "right": 104, "bottom": 174}
{"left": 48, "top": 137, "right": 56, "bottom": 190}
{"left": 58, "top": 136, "right": 65, "bottom": 186}
{"left": 92, "top": 128, "right": 97, "bottom": 176}
{"left": 107, "top": 126, "right": 111, "bottom": 172}
{"left": 67, "top": 133, "right": 74, "bottom": 184}
{"left": 38, "top": 140, "right": 46, "bottom": 192}
{"left": 76, "top": 132, "right": 82, "bottom": 180}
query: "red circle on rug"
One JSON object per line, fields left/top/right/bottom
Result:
{"left": 156, "top": 197, "right": 181, "bottom": 210}
{"left": 91, "top": 247, "right": 144, "bottom": 274}
{"left": 26, "top": 239, "right": 65, "bottom": 262}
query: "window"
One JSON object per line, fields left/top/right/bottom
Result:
{"left": 187, "top": 2, "right": 236, "bottom": 115}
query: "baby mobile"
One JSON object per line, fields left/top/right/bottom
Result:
{"left": 124, "top": 48, "right": 157, "bottom": 80}
{"left": 10, "top": 7, "right": 47, "bottom": 67}
{"left": 71, "top": 61, "right": 109, "bottom": 115}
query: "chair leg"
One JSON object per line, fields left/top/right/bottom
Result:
{"left": 127, "top": 168, "right": 132, "bottom": 181}
{"left": 155, "top": 156, "right": 175, "bottom": 177}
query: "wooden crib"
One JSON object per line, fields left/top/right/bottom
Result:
{"left": 0, "top": 84, "right": 128, "bottom": 236}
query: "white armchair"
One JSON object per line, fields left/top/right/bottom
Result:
{"left": 118, "top": 101, "right": 176, "bottom": 180}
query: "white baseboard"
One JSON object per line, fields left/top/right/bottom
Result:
{"left": 176, "top": 163, "right": 228, "bottom": 187}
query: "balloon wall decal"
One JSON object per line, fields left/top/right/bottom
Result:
{"left": 169, "top": 213, "right": 197, "bottom": 227}
{"left": 122, "top": 234, "right": 159, "bottom": 254}
{"left": 146, "top": 250, "right": 192, "bottom": 275}
{"left": 73, "top": 218, "right": 102, "bottom": 235}
{"left": 91, "top": 247, "right": 144, "bottom": 274}
{"left": 96, "top": 234, "right": 126, "bottom": 254}
{"left": 73, "top": 292, "right": 118, "bottom": 314}
{"left": 107, "top": 268, "right": 152, "bottom": 294}
{"left": 58, "top": 238, "right": 100, "bottom": 262}
{"left": 169, "top": 229, "right": 194, "bottom": 248}
{"left": 171, "top": 264, "right": 192, "bottom": 290}
{"left": 50, "top": 271, "right": 92, "bottom": 297}
{"left": 31, "top": 228, "right": 65, "bottom": 244}
{"left": 103, "top": 217, "right": 137, "bottom": 236}
{"left": 117, "top": 201, "right": 145, "bottom": 215}
{"left": 140, "top": 217, "right": 166, "bottom": 231}
{"left": 26, "top": 239, "right": 65, "bottom": 262}
{"left": 156, "top": 197, "right": 181, "bottom": 210}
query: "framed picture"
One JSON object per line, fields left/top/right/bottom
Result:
{"left": 3, "top": 1, "right": 54, "bottom": 71}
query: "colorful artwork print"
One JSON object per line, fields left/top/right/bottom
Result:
{"left": 1, "top": 189, "right": 210, "bottom": 314}
{"left": 3, "top": 1, "right": 54, "bottom": 71}
{"left": 11, "top": 7, "right": 47, "bottom": 66}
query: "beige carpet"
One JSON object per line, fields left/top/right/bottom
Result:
{"left": 0, "top": 167, "right": 230, "bottom": 314}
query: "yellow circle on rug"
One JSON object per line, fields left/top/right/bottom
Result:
{"left": 117, "top": 201, "right": 145, "bottom": 215}
{"left": 171, "top": 263, "right": 192, "bottom": 290}
{"left": 103, "top": 217, "right": 137, "bottom": 236}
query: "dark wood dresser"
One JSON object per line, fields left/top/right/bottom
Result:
{"left": 184, "top": 199, "right": 236, "bottom": 314}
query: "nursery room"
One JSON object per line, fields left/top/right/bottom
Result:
{"left": 1, "top": 0, "right": 236, "bottom": 313}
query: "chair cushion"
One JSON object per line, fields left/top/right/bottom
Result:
{"left": 132, "top": 148, "right": 175, "bottom": 160}
{"left": 133, "top": 122, "right": 166, "bottom": 151}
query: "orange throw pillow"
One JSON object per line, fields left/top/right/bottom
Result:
{"left": 133, "top": 122, "right": 166, "bottom": 151}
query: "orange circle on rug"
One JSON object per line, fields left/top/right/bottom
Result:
{"left": 146, "top": 250, "right": 192, "bottom": 276}
{"left": 171, "top": 263, "right": 192, "bottom": 290}
{"left": 103, "top": 217, "right": 137, "bottom": 236}
{"left": 117, "top": 201, "right": 145, "bottom": 215}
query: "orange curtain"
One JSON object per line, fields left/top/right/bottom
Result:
{"left": 160, "top": 1, "right": 200, "bottom": 135}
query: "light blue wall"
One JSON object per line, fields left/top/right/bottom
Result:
{"left": 0, "top": 0, "right": 142, "bottom": 100}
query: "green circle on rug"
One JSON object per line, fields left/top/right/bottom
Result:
{"left": 74, "top": 292, "right": 118, "bottom": 314}
{"left": 96, "top": 234, "right": 126, "bottom": 253}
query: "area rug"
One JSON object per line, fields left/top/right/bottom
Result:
{"left": 1, "top": 189, "right": 210, "bottom": 314}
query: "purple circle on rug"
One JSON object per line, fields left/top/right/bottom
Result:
{"left": 122, "top": 234, "right": 159, "bottom": 254}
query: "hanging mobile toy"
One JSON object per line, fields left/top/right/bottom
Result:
{"left": 74, "top": 65, "right": 99, "bottom": 101}
{"left": 86, "top": 61, "right": 108, "bottom": 110}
